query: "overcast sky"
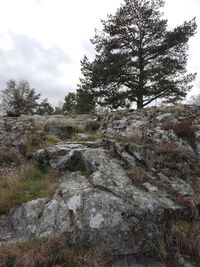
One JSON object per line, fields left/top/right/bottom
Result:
{"left": 0, "top": 0, "right": 199, "bottom": 106}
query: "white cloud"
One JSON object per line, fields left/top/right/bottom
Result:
{"left": 0, "top": 0, "right": 199, "bottom": 105}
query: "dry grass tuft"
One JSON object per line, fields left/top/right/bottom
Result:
{"left": 156, "top": 141, "right": 195, "bottom": 162}
{"left": 0, "top": 164, "right": 59, "bottom": 215}
{"left": 127, "top": 129, "right": 142, "bottom": 144}
{"left": 85, "top": 120, "right": 101, "bottom": 133}
{"left": 157, "top": 218, "right": 200, "bottom": 263}
{"left": 0, "top": 237, "right": 110, "bottom": 267}
{"left": 162, "top": 120, "right": 196, "bottom": 148}
{"left": 0, "top": 148, "right": 21, "bottom": 166}
{"left": 127, "top": 166, "right": 147, "bottom": 187}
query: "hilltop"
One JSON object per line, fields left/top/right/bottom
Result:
{"left": 0, "top": 104, "right": 200, "bottom": 267}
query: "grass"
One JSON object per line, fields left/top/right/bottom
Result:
{"left": 19, "top": 132, "right": 60, "bottom": 158}
{"left": 75, "top": 133, "right": 105, "bottom": 142}
{"left": 84, "top": 120, "right": 101, "bottom": 133}
{"left": 126, "top": 166, "right": 147, "bottom": 187}
{"left": 127, "top": 129, "right": 142, "bottom": 144}
{"left": 81, "top": 170, "right": 93, "bottom": 179}
{"left": 46, "top": 117, "right": 76, "bottom": 127}
{"left": 0, "top": 164, "right": 59, "bottom": 215}
{"left": 0, "top": 148, "right": 21, "bottom": 166}
{"left": 156, "top": 141, "right": 195, "bottom": 162}
{"left": 157, "top": 218, "right": 200, "bottom": 264}
{"left": 0, "top": 237, "right": 110, "bottom": 267}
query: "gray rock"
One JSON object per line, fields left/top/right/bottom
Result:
{"left": 156, "top": 113, "right": 174, "bottom": 123}
{"left": 44, "top": 124, "right": 75, "bottom": 139}
{"left": 1, "top": 105, "right": 200, "bottom": 263}
{"left": 0, "top": 142, "right": 181, "bottom": 256}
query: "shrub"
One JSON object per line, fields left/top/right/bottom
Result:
{"left": 162, "top": 120, "right": 196, "bottom": 148}
{"left": 156, "top": 142, "right": 194, "bottom": 162}
{"left": 85, "top": 120, "right": 101, "bottom": 132}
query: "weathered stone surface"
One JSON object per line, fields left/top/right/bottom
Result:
{"left": 1, "top": 105, "right": 200, "bottom": 266}
{"left": 1, "top": 142, "right": 181, "bottom": 256}
{"left": 44, "top": 124, "right": 75, "bottom": 139}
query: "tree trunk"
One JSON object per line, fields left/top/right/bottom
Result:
{"left": 137, "top": 96, "right": 143, "bottom": 109}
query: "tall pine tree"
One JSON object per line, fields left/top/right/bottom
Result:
{"left": 79, "top": 0, "right": 197, "bottom": 109}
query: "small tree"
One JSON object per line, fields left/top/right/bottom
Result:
{"left": 189, "top": 94, "right": 200, "bottom": 106}
{"left": 75, "top": 88, "right": 95, "bottom": 114}
{"left": 79, "top": 0, "right": 197, "bottom": 109}
{"left": 1, "top": 79, "right": 41, "bottom": 116}
{"left": 62, "top": 90, "right": 95, "bottom": 114}
{"left": 36, "top": 98, "right": 54, "bottom": 115}
{"left": 54, "top": 101, "right": 64, "bottom": 115}
{"left": 62, "top": 92, "right": 77, "bottom": 114}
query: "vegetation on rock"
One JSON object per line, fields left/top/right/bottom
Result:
{"left": 0, "top": 164, "right": 59, "bottom": 215}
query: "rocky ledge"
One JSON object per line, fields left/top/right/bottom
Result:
{"left": 0, "top": 105, "right": 200, "bottom": 267}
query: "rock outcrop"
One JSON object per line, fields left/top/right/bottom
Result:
{"left": 1, "top": 105, "right": 200, "bottom": 266}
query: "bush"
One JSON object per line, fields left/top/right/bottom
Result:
{"left": 162, "top": 120, "right": 196, "bottom": 148}
{"left": 85, "top": 120, "right": 101, "bottom": 132}
{"left": 156, "top": 142, "right": 195, "bottom": 162}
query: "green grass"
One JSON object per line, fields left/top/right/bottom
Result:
{"left": 0, "top": 164, "right": 59, "bottom": 215}
{"left": 81, "top": 170, "right": 92, "bottom": 179}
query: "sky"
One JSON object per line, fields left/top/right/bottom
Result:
{"left": 0, "top": 0, "right": 199, "bottom": 106}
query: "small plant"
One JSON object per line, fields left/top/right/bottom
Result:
{"left": 162, "top": 120, "right": 196, "bottom": 148}
{"left": 127, "top": 166, "right": 147, "bottom": 187}
{"left": 85, "top": 120, "right": 101, "bottom": 132}
{"left": 0, "top": 148, "right": 21, "bottom": 166}
{"left": 127, "top": 129, "right": 142, "bottom": 144}
{"left": 156, "top": 141, "right": 194, "bottom": 162}
{"left": 32, "top": 119, "right": 45, "bottom": 131}
{"left": 81, "top": 170, "right": 93, "bottom": 179}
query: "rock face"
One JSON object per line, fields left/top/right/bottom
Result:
{"left": 0, "top": 142, "right": 181, "bottom": 254}
{"left": 44, "top": 124, "right": 76, "bottom": 139}
{"left": 0, "top": 105, "right": 200, "bottom": 266}
{"left": 0, "top": 117, "right": 33, "bottom": 149}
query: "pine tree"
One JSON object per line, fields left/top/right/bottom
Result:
{"left": 62, "top": 92, "right": 77, "bottom": 114}
{"left": 79, "top": 0, "right": 197, "bottom": 109}
{"left": 76, "top": 87, "right": 95, "bottom": 114}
